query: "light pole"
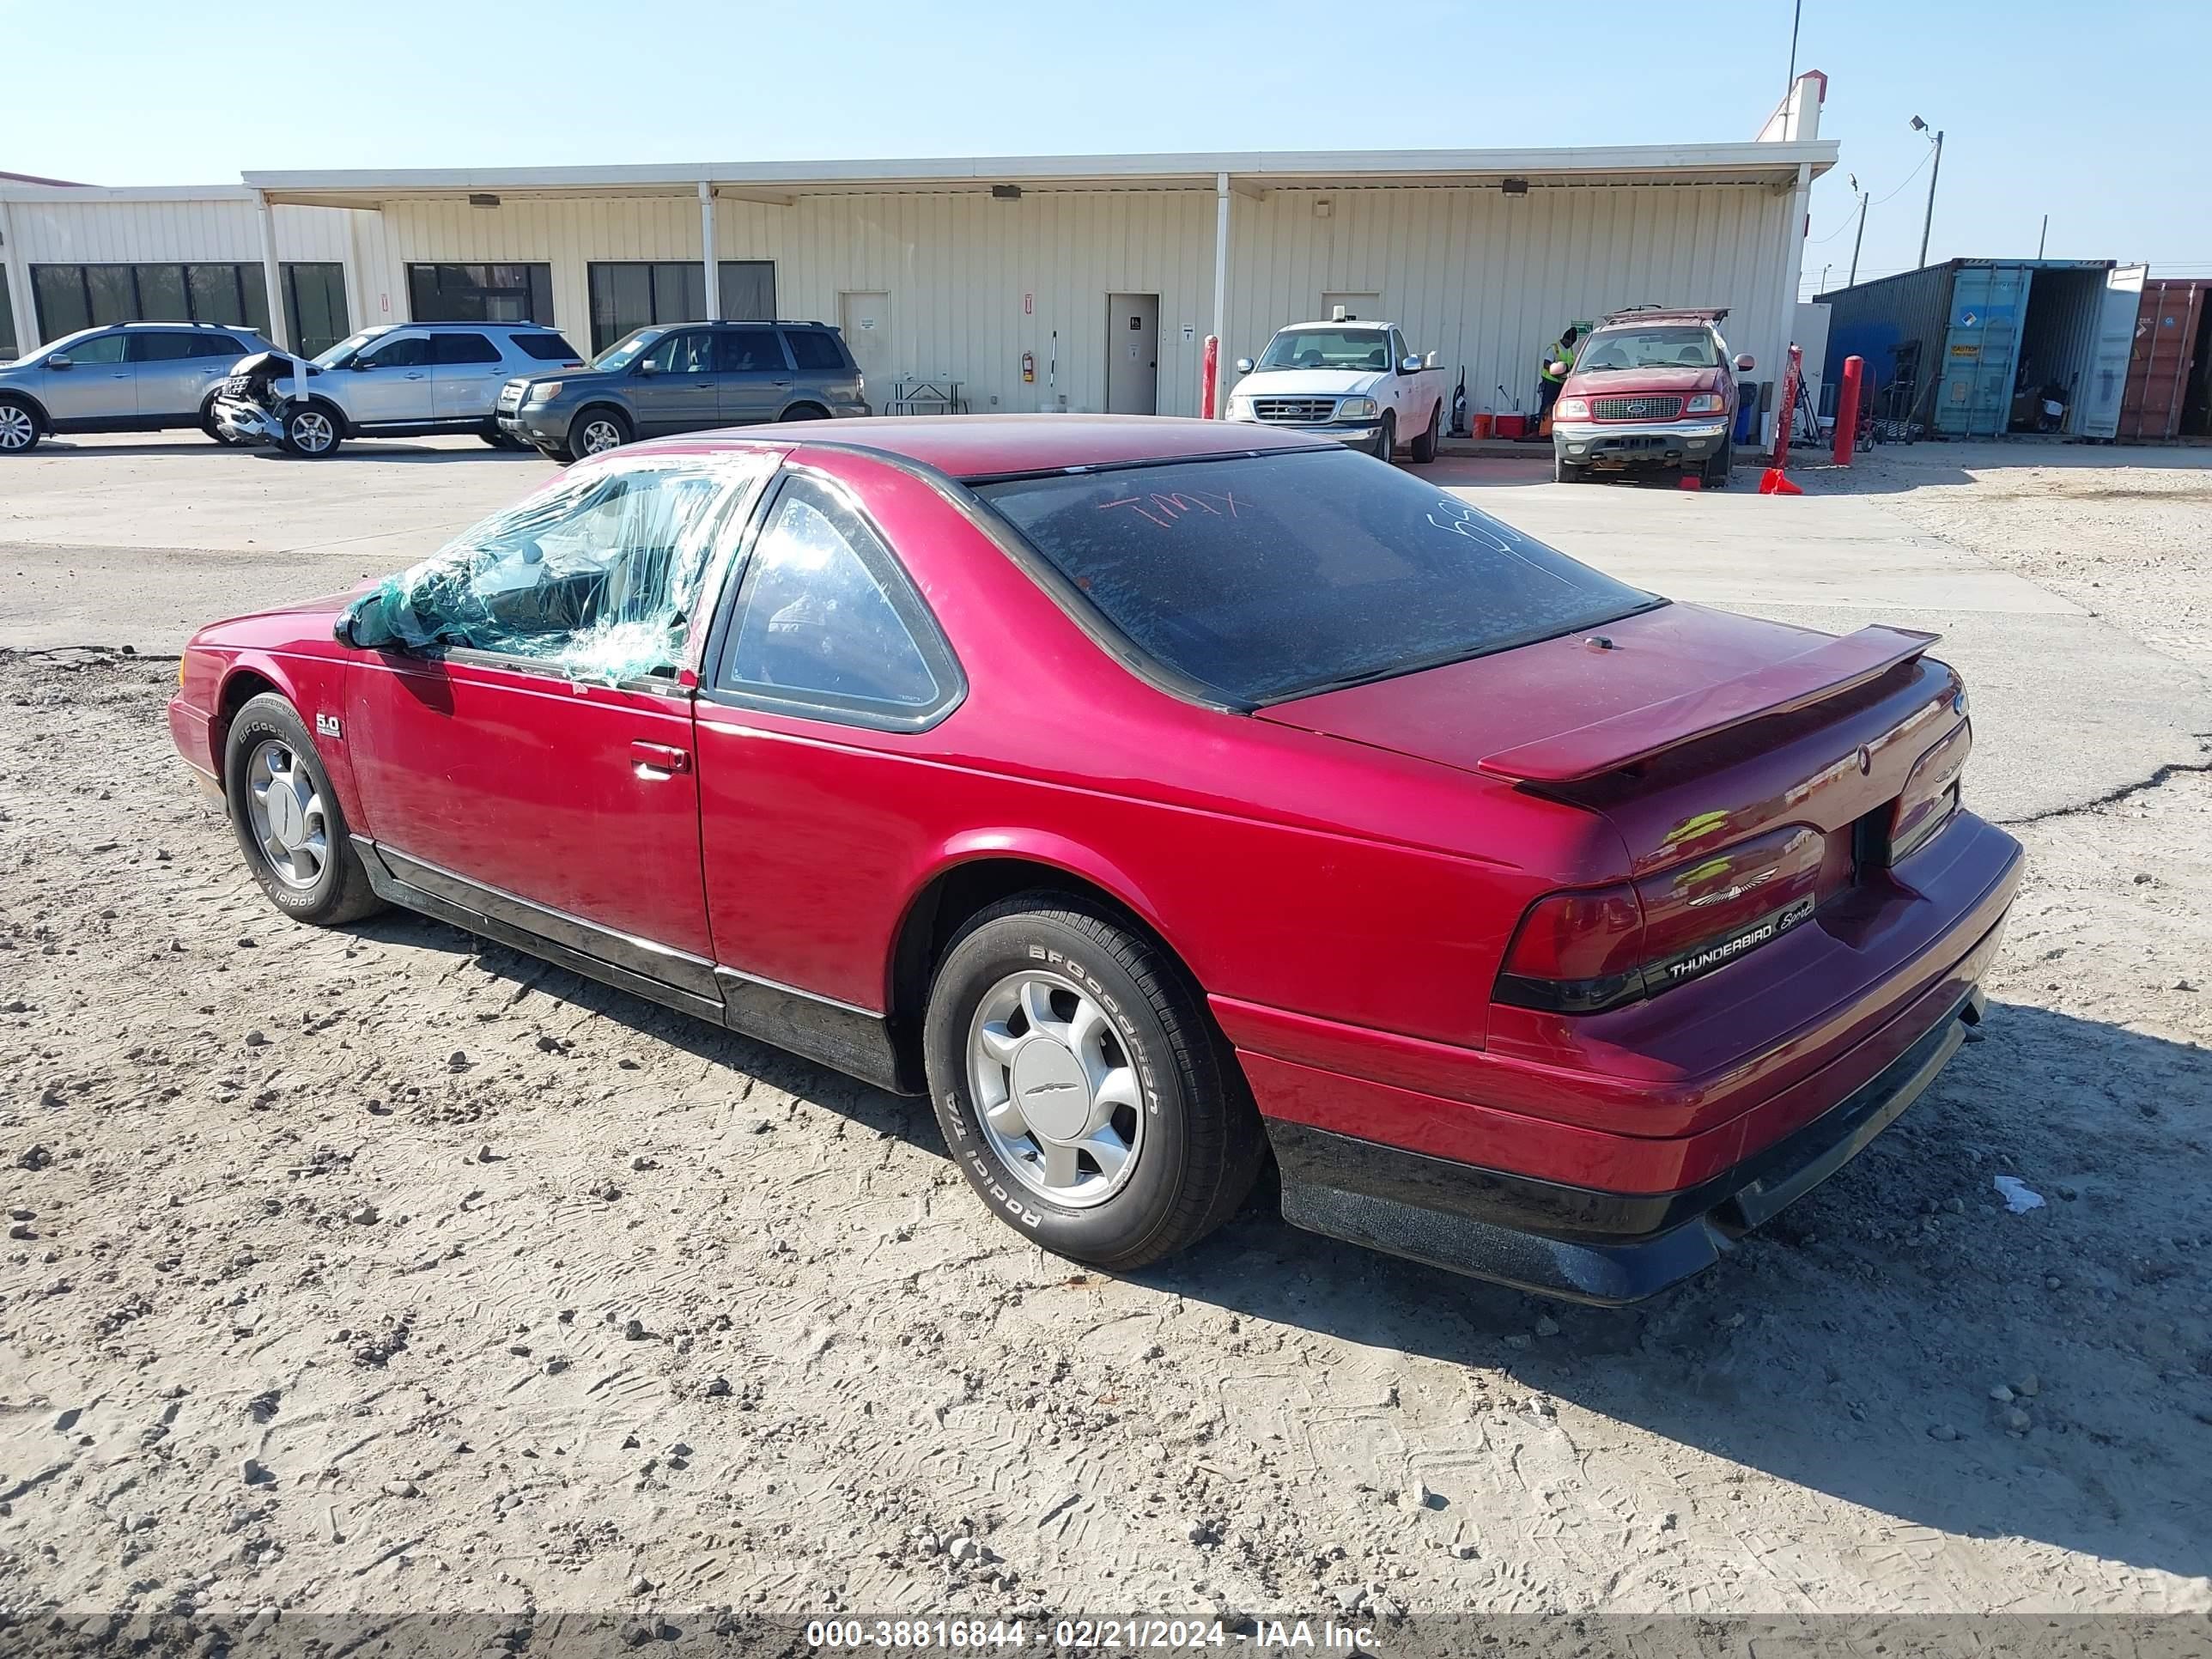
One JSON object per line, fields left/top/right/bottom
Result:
{"left": 1847, "top": 172, "right": 1869, "bottom": 287}
{"left": 1910, "top": 116, "right": 1944, "bottom": 268}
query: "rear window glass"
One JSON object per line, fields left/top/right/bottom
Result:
{"left": 514, "top": 331, "right": 581, "bottom": 362}
{"left": 974, "top": 447, "right": 1658, "bottom": 706}
{"left": 784, "top": 329, "right": 845, "bottom": 371}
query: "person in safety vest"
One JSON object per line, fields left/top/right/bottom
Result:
{"left": 1531, "top": 322, "right": 1585, "bottom": 438}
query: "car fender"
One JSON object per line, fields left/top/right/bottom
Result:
{"left": 0, "top": 386, "right": 52, "bottom": 432}
{"left": 214, "top": 648, "right": 369, "bottom": 831}
{"left": 893, "top": 827, "right": 1196, "bottom": 989}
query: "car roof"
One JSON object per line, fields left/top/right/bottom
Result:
{"left": 626, "top": 414, "right": 1332, "bottom": 483}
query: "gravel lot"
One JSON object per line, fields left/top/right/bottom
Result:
{"left": 3, "top": 437, "right": 2209, "bottom": 1649}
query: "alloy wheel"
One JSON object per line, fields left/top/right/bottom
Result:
{"left": 289, "top": 410, "right": 335, "bottom": 455}
{"left": 0, "top": 405, "right": 34, "bottom": 451}
{"left": 580, "top": 417, "right": 623, "bottom": 454}
{"left": 246, "top": 738, "right": 329, "bottom": 890}
{"left": 967, "top": 969, "right": 1146, "bottom": 1208}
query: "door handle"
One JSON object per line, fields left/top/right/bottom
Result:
{"left": 405, "top": 372, "right": 426, "bottom": 380}
{"left": 629, "top": 740, "right": 691, "bottom": 777}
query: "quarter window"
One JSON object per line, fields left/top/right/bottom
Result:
{"left": 718, "top": 476, "right": 953, "bottom": 721}
{"left": 782, "top": 329, "right": 845, "bottom": 372}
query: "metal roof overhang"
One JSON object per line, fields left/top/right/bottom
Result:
{"left": 243, "top": 142, "right": 1837, "bottom": 209}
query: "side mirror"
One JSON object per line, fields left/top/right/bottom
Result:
{"left": 45, "top": 354, "right": 73, "bottom": 370}
{"left": 1399, "top": 355, "right": 1423, "bottom": 374}
{"left": 1735, "top": 354, "right": 1756, "bottom": 372}
{"left": 1233, "top": 356, "right": 1255, "bottom": 374}
{"left": 1547, "top": 362, "right": 1570, "bottom": 378}
{"left": 335, "top": 590, "right": 404, "bottom": 652}
{"left": 635, "top": 360, "right": 659, "bottom": 376}
{"left": 350, "top": 359, "right": 376, "bottom": 371}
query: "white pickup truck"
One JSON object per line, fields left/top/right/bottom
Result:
{"left": 1223, "top": 315, "right": 1449, "bottom": 463}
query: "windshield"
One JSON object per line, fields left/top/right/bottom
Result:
{"left": 1577, "top": 325, "right": 1720, "bottom": 372}
{"left": 313, "top": 330, "right": 382, "bottom": 369}
{"left": 1256, "top": 328, "right": 1391, "bottom": 373}
{"left": 592, "top": 328, "right": 666, "bottom": 373}
{"left": 974, "top": 447, "right": 1660, "bottom": 706}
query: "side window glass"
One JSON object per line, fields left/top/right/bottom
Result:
{"left": 341, "top": 459, "right": 769, "bottom": 683}
{"left": 782, "top": 330, "right": 844, "bottom": 372}
{"left": 360, "top": 334, "right": 432, "bottom": 369}
{"left": 717, "top": 328, "right": 787, "bottom": 373}
{"left": 65, "top": 333, "right": 128, "bottom": 365}
{"left": 719, "top": 476, "right": 951, "bottom": 720}
{"left": 129, "top": 332, "right": 203, "bottom": 362}
{"left": 642, "top": 331, "right": 710, "bottom": 375}
{"left": 433, "top": 332, "right": 500, "bottom": 365}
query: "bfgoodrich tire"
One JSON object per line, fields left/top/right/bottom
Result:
{"left": 223, "top": 693, "right": 385, "bottom": 927}
{"left": 923, "top": 895, "right": 1264, "bottom": 1272}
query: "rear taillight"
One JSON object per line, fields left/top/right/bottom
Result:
{"left": 1495, "top": 884, "right": 1646, "bottom": 1013}
{"left": 1496, "top": 824, "right": 1830, "bottom": 1015}
{"left": 1890, "top": 719, "right": 1972, "bottom": 862}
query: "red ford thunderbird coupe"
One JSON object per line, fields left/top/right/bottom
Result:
{"left": 168, "top": 416, "right": 2021, "bottom": 1303}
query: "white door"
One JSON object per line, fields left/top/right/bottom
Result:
{"left": 1105, "top": 293, "right": 1158, "bottom": 416}
{"left": 2079, "top": 264, "right": 2148, "bottom": 440}
{"left": 838, "top": 293, "right": 891, "bottom": 406}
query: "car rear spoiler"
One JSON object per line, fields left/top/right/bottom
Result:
{"left": 1476, "top": 625, "right": 1940, "bottom": 785}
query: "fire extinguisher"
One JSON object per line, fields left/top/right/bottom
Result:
{"left": 1021, "top": 351, "right": 1036, "bottom": 385}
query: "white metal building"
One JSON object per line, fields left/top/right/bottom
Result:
{"left": 2, "top": 76, "right": 1833, "bottom": 433}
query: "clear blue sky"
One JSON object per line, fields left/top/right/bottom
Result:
{"left": 8, "top": 0, "right": 2208, "bottom": 296}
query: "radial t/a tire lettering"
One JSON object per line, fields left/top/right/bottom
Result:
{"left": 923, "top": 894, "right": 1264, "bottom": 1272}
{"left": 222, "top": 693, "right": 385, "bottom": 927}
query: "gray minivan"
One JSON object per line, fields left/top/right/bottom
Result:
{"left": 0, "top": 321, "right": 280, "bottom": 453}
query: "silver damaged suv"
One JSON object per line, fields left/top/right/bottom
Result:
{"left": 210, "top": 322, "right": 586, "bottom": 457}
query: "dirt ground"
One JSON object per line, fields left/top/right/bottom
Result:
{"left": 3, "top": 441, "right": 2209, "bottom": 1650}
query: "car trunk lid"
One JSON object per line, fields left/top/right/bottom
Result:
{"left": 1258, "top": 602, "right": 1966, "bottom": 943}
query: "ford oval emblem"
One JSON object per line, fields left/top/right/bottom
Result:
{"left": 1856, "top": 744, "right": 1873, "bottom": 775}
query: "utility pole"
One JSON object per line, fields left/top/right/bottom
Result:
{"left": 1788, "top": 0, "right": 1802, "bottom": 91}
{"left": 1848, "top": 173, "right": 1869, "bottom": 287}
{"left": 2038, "top": 213, "right": 2048, "bottom": 258}
{"left": 1910, "top": 117, "right": 1944, "bottom": 268}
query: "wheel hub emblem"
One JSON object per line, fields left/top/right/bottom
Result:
{"left": 265, "top": 781, "right": 307, "bottom": 847}
{"left": 1011, "top": 1038, "right": 1092, "bottom": 1141}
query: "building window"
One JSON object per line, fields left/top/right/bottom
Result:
{"left": 407, "top": 263, "right": 554, "bottom": 326}
{"left": 30, "top": 263, "right": 275, "bottom": 341}
{"left": 586, "top": 260, "right": 779, "bottom": 354}
{"left": 283, "top": 264, "right": 349, "bottom": 357}
{"left": 0, "top": 266, "right": 15, "bottom": 361}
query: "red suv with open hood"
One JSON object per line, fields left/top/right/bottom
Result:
{"left": 1553, "top": 307, "right": 1754, "bottom": 487}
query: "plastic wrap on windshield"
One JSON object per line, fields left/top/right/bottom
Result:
{"left": 338, "top": 458, "right": 749, "bottom": 684}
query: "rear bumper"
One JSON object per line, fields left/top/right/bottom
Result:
{"left": 1234, "top": 816, "right": 2022, "bottom": 1302}
{"left": 1270, "top": 980, "right": 1985, "bottom": 1304}
{"left": 1555, "top": 421, "right": 1726, "bottom": 466}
